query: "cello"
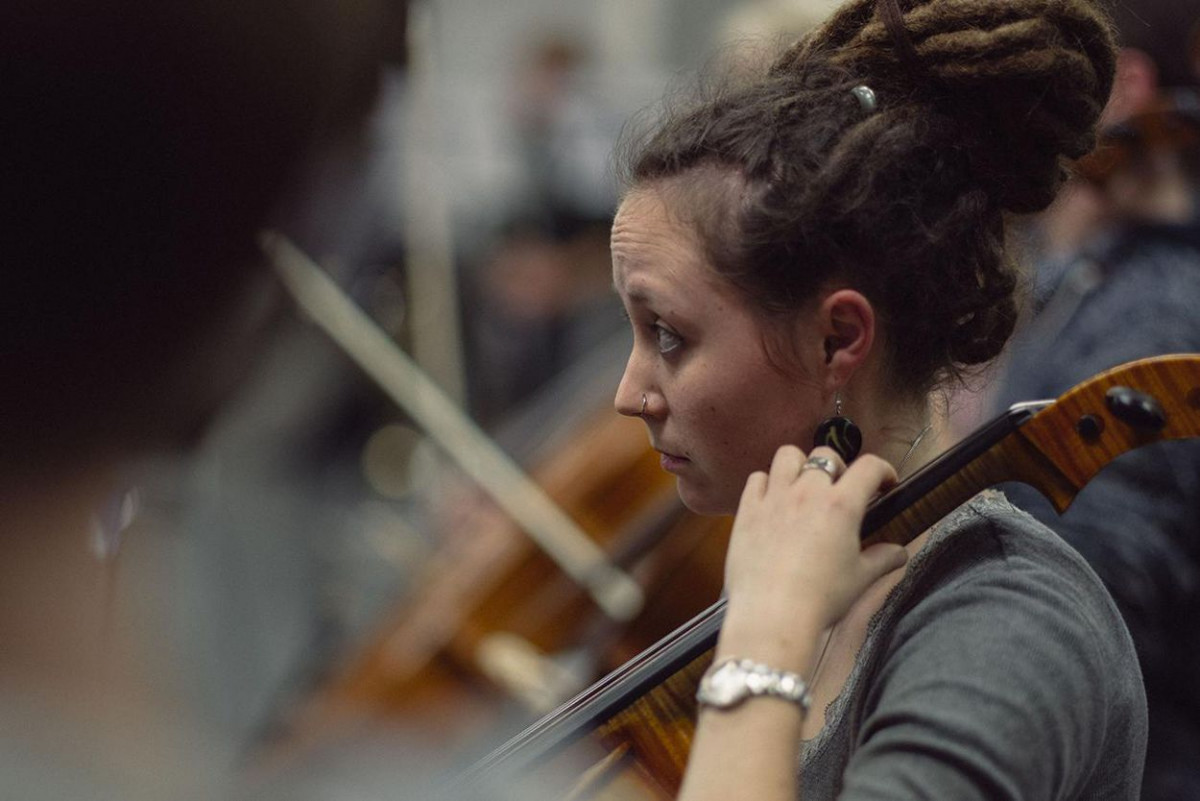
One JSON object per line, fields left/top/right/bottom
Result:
{"left": 459, "top": 353, "right": 1200, "bottom": 799}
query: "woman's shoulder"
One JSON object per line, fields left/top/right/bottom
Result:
{"left": 831, "top": 491, "right": 1148, "bottom": 799}
{"left": 910, "top": 489, "right": 1122, "bottom": 610}
{"left": 860, "top": 490, "right": 1141, "bottom": 678}
{"left": 896, "top": 491, "right": 1140, "bottom": 660}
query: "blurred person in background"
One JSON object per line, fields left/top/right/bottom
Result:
{"left": 0, "top": 0, "right": 386, "bottom": 797}
{"left": 457, "top": 32, "right": 627, "bottom": 429}
{"left": 712, "top": 0, "right": 840, "bottom": 75}
{"left": 462, "top": 207, "right": 622, "bottom": 428}
{"left": 991, "top": 1, "right": 1200, "bottom": 797}
{"left": 509, "top": 34, "right": 624, "bottom": 226}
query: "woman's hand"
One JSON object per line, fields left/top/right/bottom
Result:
{"left": 718, "top": 445, "right": 908, "bottom": 672}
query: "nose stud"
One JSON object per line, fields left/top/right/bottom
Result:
{"left": 640, "top": 394, "right": 648, "bottom": 416}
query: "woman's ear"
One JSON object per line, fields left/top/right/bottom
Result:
{"left": 816, "top": 289, "right": 875, "bottom": 389}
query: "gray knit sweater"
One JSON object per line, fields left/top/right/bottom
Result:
{"left": 799, "top": 492, "right": 1147, "bottom": 800}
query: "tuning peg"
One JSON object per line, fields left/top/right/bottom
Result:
{"left": 1105, "top": 385, "right": 1167, "bottom": 432}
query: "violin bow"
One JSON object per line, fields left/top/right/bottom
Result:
{"left": 460, "top": 353, "right": 1200, "bottom": 796}
{"left": 262, "top": 232, "right": 645, "bottom": 623}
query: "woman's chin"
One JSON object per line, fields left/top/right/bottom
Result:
{"left": 676, "top": 480, "right": 736, "bottom": 517}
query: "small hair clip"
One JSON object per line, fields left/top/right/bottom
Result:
{"left": 851, "top": 85, "right": 877, "bottom": 113}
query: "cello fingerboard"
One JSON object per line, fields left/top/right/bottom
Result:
{"left": 588, "top": 651, "right": 712, "bottom": 798}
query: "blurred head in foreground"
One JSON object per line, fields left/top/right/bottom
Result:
{"left": 0, "top": 0, "right": 384, "bottom": 485}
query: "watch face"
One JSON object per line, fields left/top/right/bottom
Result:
{"left": 699, "top": 659, "right": 811, "bottom": 712}
{"left": 703, "top": 661, "right": 747, "bottom": 706}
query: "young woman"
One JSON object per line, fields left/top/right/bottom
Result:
{"left": 611, "top": 0, "right": 1146, "bottom": 798}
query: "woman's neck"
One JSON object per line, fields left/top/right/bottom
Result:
{"left": 865, "top": 399, "right": 943, "bottom": 480}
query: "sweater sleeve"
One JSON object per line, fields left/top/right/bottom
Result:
{"left": 834, "top": 515, "right": 1146, "bottom": 801}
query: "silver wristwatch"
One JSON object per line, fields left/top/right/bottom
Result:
{"left": 696, "top": 658, "right": 812, "bottom": 713}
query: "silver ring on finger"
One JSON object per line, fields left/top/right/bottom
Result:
{"left": 800, "top": 455, "right": 841, "bottom": 481}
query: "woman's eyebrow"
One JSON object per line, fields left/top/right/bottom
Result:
{"left": 611, "top": 279, "right": 652, "bottom": 304}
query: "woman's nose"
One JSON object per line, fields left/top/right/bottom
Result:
{"left": 614, "top": 384, "right": 642, "bottom": 418}
{"left": 614, "top": 358, "right": 647, "bottom": 418}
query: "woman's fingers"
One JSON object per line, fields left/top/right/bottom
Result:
{"left": 741, "top": 469, "right": 768, "bottom": 503}
{"left": 830, "top": 452, "right": 898, "bottom": 502}
{"left": 859, "top": 542, "right": 909, "bottom": 580}
{"left": 726, "top": 446, "right": 907, "bottom": 625}
{"left": 795, "top": 447, "right": 845, "bottom": 485}
{"left": 767, "top": 444, "right": 807, "bottom": 487}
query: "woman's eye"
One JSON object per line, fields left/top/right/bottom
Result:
{"left": 654, "top": 324, "right": 682, "bottom": 354}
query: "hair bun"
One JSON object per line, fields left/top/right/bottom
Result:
{"left": 810, "top": 0, "right": 1117, "bottom": 213}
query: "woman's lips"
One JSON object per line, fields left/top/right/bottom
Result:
{"left": 658, "top": 450, "right": 689, "bottom": 472}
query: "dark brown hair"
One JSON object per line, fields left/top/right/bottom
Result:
{"left": 619, "top": 0, "right": 1117, "bottom": 394}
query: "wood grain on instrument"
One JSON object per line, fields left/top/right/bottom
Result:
{"left": 1016, "top": 354, "right": 1200, "bottom": 509}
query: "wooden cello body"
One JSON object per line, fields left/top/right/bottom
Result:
{"left": 459, "top": 354, "right": 1200, "bottom": 799}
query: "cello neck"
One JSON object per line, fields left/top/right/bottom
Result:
{"left": 861, "top": 400, "right": 1053, "bottom": 546}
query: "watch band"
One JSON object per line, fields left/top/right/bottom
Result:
{"left": 696, "top": 657, "right": 813, "bottom": 714}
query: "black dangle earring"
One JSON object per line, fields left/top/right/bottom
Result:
{"left": 812, "top": 391, "right": 863, "bottom": 463}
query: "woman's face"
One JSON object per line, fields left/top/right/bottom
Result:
{"left": 612, "top": 186, "right": 825, "bottom": 515}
